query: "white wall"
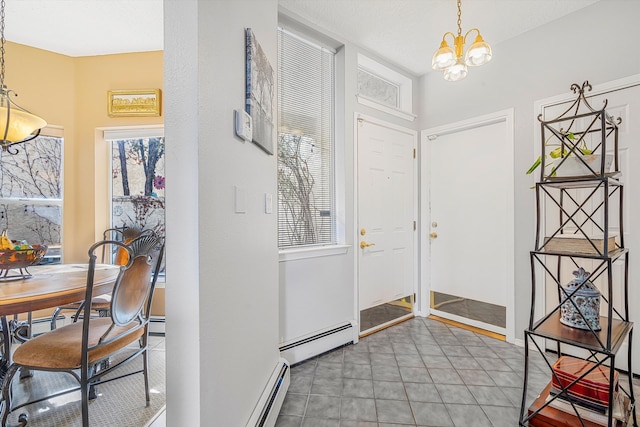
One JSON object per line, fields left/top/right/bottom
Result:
{"left": 419, "top": 0, "right": 640, "bottom": 339}
{"left": 277, "top": 7, "right": 421, "bottom": 348}
{"left": 165, "top": 0, "right": 281, "bottom": 425}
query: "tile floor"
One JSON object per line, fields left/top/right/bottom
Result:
{"left": 275, "top": 317, "right": 638, "bottom": 427}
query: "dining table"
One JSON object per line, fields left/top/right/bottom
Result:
{"left": 0, "top": 263, "right": 121, "bottom": 372}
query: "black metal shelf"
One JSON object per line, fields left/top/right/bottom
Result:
{"left": 520, "top": 81, "right": 637, "bottom": 427}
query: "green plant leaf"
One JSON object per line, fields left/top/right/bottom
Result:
{"left": 526, "top": 156, "right": 541, "bottom": 175}
{"left": 549, "top": 147, "right": 563, "bottom": 159}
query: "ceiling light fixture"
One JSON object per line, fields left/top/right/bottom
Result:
{"left": 431, "top": 0, "right": 492, "bottom": 82}
{"left": 0, "top": 0, "right": 46, "bottom": 154}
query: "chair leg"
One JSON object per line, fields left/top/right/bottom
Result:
{"left": 81, "top": 378, "right": 90, "bottom": 427}
{"left": 143, "top": 348, "right": 150, "bottom": 405}
{"left": 50, "top": 307, "right": 62, "bottom": 330}
{"left": 1, "top": 364, "right": 20, "bottom": 426}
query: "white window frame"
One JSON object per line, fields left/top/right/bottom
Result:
{"left": 0, "top": 125, "right": 65, "bottom": 262}
{"left": 277, "top": 24, "right": 348, "bottom": 261}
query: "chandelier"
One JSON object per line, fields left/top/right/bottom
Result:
{"left": 0, "top": 0, "right": 46, "bottom": 154}
{"left": 431, "top": 0, "right": 492, "bottom": 81}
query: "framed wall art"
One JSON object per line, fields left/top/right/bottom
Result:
{"left": 107, "top": 89, "right": 162, "bottom": 117}
{"left": 245, "top": 28, "right": 275, "bottom": 155}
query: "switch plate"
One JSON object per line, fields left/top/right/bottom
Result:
{"left": 265, "top": 193, "right": 273, "bottom": 214}
{"left": 234, "top": 109, "right": 252, "bottom": 141}
{"left": 235, "top": 185, "right": 247, "bottom": 213}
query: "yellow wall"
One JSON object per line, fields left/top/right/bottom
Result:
{"left": 9, "top": 42, "right": 163, "bottom": 262}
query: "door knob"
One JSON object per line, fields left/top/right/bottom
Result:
{"left": 360, "top": 241, "right": 376, "bottom": 249}
{"left": 430, "top": 232, "right": 438, "bottom": 239}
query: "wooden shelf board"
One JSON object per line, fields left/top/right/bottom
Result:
{"left": 528, "top": 313, "right": 632, "bottom": 354}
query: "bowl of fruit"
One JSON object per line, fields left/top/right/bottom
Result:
{"left": 0, "top": 231, "right": 48, "bottom": 279}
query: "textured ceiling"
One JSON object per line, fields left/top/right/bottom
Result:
{"left": 5, "top": 0, "right": 599, "bottom": 75}
{"left": 5, "top": 0, "right": 163, "bottom": 57}
{"left": 279, "top": 0, "right": 601, "bottom": 75}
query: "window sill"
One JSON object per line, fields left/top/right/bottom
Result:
{"left": 279, "top": 244, "right": 350, "bottom": 262}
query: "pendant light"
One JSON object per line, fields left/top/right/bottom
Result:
{"left": 0, "top": 0, "right": 46, "bottom": 154}
{"left": 432, "top": 0, "right": 492, "bottom": 82}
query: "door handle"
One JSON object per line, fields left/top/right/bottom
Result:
{"left": 360, "top": 241, "right": 376, "bottom": 249}
{"left": 430, "top": 232, "right": 438, "bottom": 239}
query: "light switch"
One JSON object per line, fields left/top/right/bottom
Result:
{"left": 265, "top": 193, "right": 273, "bottom": 214}
{"left": 235, "top": 186, "right": 247, "bottom": 213}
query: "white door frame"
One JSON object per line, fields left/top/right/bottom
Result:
{"left": 421, "top": 109, "right": 515, "bottom": 343}
{"left": 353, "top": 113, "right": 419, "bottom": 330}
{"left": 532, "top": 74, "right": 640, "bottom": 354}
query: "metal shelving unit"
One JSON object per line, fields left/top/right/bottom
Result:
{"left": 520, "top": 82, "right": 637, "bottom": 427}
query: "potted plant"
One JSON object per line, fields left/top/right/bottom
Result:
{"left": 526, "top": 131, "right": 609, "bottom": 177}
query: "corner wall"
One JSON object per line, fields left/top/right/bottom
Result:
{"left": 165, "top": 0, "right": 281, "bottom": 425}
{"left": 419, "top": 0, "right": 640, "bottom": 339}
{"left": 8, "top": 42, "right": 163, "bottom": 263}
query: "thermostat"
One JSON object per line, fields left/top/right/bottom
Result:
{"left": 234, "top": 109, "right": 252, "bottom": 141}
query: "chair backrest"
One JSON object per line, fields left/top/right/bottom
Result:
{"left": 111, "top": 234, "right": 164, "bottom": 326}
{"left": 101, "top": 226, "right": 157, "bottom": 265}
{"left": 85, "top": 234, "right": 164, "bottom": 331}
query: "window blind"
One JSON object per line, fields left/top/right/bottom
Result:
{"left": 277, "top": 27, "right": 335, "bottom": 248}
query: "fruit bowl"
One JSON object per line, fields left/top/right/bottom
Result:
{"left": 0, "top": 245, "right": 48, "bottom": 279}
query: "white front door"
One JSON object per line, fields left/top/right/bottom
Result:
{"left": 357, "top": 117, "right": 416, "bottom": 326}
{"left": 423, "top": 110, "right": 515, "bottom": 340}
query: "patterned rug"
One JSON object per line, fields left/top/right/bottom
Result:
{"left": 3, "top": 341, "right": 165, "bottom": 427}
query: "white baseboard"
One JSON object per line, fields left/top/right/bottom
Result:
{"left": 279, "top": 321, "right": 355, "bottom": 365}
{"left": 246, "top": 358, "right": 290, "bottom": 427}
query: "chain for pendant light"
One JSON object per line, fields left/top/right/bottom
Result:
{"left": 456, "top": 0, "right": 462, "bottom": 36}
{"left": 0, "top": 0, "right": 5, "bottom": 90}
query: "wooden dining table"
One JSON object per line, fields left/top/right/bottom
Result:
{"left": 0, "top": 263, "right": 121, "bottom": 370}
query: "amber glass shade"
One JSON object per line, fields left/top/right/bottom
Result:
{"left": 0, "top": 94, "right": 46, "bottom": 144}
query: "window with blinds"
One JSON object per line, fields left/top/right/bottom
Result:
{"left": 277, "top": 27, "right": 336, "bottom": 248}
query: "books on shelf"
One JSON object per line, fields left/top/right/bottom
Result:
{"left": 545, "top": 390, "right": 625, "bottom": 426}
{"left": 528, "top": 383, "right": 630, "bottom": 427}
{"left": 549, "top": 385, "right": 607, "bottom": 413}
{"left": 543, "top": 233, "right": 617, "bottom": 254}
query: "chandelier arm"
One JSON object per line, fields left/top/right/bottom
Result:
{"left": 463, "top": 28, "right": 481, "bottom": 43}
{"left": 441, "top": 32, "right": 457, "bottom": 44}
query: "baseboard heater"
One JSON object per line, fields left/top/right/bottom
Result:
{"left": 246, "top": 358, "right": 290, "bottom": 427}
{"left": 279, "top": 321, "right": 354, "bottom": 365}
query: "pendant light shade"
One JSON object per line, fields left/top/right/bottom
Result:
{"left": 0, "top": 0, "right": 46, "bottom": 153}
{"left": 465, "top": 34, "right": 492, "bottom": 66}
{"left": 431, "top": 0, "right": 492, "bottom": 81}
{"left": 431, "top": 40, "right": 456, "bottom": 71}
{"left": 443, "top": 59, "right": 468, "bottom": 82}
{"left": 0, "top": 93, "right": 46, "bottom": 146}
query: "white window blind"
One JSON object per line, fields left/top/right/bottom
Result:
{"left": 277, "top": 27, "right": 335, "bottom": 248}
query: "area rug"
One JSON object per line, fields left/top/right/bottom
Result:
{"left": 3, "top": 341, "right": 165, "bottom": 427}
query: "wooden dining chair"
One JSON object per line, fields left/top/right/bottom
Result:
{"left": 1, "top": 234, "right": 165, "bottom": 427}
{"left": 49, "top": 226, "right": 156, "bottom": 330}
